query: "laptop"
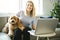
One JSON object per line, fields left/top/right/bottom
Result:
{"left": 35, "top": 18, "right": 58, "bottom": 35}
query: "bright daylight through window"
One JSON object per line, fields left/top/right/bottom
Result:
{"left": 0, "top": 0, "right": 43, "bottom": 16}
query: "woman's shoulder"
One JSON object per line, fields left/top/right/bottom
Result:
{"left": 18, "top": 10, "right": 24, "bottom": 14}
{"left": 16, "top": 10, "right": 25, "bottom": 17}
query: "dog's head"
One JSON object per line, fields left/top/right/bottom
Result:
{"left": 8, "top": 16, "right": 20, "bottom": 25}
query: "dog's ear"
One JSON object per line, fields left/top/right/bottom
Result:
{"left": 16, "top": 17, "right": 20, "bottom": 26}
{"left": 17, "top": 18, "right": 23, "bottom": 27}
{"left": 17, "top": 17, "right": 20, "bottom": 23}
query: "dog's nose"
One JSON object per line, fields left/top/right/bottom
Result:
{"left": 12, "top": 21, "right": 14, "bottom": 22}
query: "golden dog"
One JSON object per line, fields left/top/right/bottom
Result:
{"left": 2, "top": 16, "right": 24, "bottom": 37}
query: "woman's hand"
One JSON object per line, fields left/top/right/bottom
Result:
{"left": 32, "top": 24, "right": 36, "bottom": 30}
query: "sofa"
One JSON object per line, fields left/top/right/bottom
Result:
{"left": 0, "top": 17, "right": 60, "bottom": 40}
{"left": 0, "top": 17, "right": 8, "bottom": 32}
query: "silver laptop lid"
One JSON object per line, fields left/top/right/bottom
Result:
{"left": 35, "top": 18, "right": 58, "bottom": 35}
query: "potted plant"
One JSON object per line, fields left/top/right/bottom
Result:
{"left": 50, "top": 2, "right": 60, "bottom": 22}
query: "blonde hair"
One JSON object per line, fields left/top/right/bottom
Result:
{"left": 26, "top": 1, "right": 35, "bottom": 17}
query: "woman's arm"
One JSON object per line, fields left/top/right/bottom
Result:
{"left": 32, "top": 17, "right": 37, "bottom": 30}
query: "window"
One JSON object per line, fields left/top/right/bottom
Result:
{"left": 0, "top": 0, "right": 43, "bottom": 16}
{"left": 0, "top": 0, "right": 19, "bottom": 16}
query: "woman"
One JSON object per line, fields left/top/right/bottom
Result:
{"left": 14, "top": 1, "right": 36, "bottom": 40}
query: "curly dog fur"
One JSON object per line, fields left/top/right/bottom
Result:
{"left": 2, "top": 16, "right": 24, "bottom": 37}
